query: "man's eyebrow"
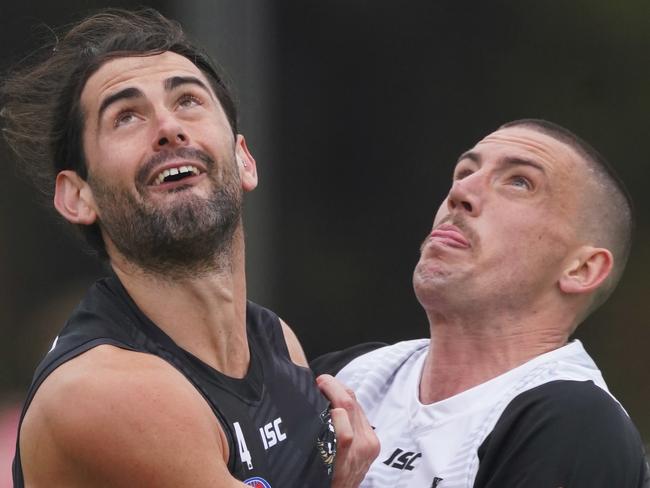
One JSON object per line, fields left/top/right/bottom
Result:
{"left": 455, "top": 151, "right": 545, "bottom": 173}
{"left": 98, "top": 87, "right": 143, "bottom": 121}
{"left": 457, "top": 150, "right": 479, "bottom": 165}
{"left": 502, "top": 156, "right": 546, "bottom": 173}
{"left": 164, "top": 76, "right": 214, "bottom": 99}
{"left": 96, "top": 76, "right": 214, "bottom": 125}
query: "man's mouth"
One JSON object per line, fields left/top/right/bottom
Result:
{"left": 153, "top": 164, "right": 202, "bottom": 186}
{"left": 138, "top": 148, "right": 214, "bottom": 190}
{"left": 428, "top": 224, "right": 471, "bottom": 248}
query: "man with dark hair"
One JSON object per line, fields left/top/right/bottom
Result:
{"left": 314, "top": 120, "right": 649, "bottom": 487}
{"left": 2, "top": 9, "right": 378, "bottom": 487}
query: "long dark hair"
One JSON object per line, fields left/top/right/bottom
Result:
{"left": 1, "top": 8, "right": 239, "bottom": 256}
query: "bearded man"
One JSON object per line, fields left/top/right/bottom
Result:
{"left": 1, "top": 9, "right": 377, "bottom": 487}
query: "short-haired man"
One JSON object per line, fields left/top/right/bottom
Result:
{"left": 314, "top": 120, "right": 649, "bottom": 487}
{"left": 2, "top": 9, "right": 377, "bottom": 487}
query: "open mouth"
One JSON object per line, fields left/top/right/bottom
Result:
{"left": 152, "top": 165, "right": 202, "bottom": 186}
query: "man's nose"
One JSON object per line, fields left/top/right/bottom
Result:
{"left": 446, "top": 174, "right": 482, "bottom": 217}
{"left": 153, "top": 113, "right": 189, "bottom": 150}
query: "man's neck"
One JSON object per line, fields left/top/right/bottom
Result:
{"left": 418, "top": 307, "right": 571, "bottom": 404}
{"left": 109, "top": 227, "right": 250, "bottom": 378}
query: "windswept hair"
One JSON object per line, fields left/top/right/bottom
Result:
{"left": 0, "top": 8, "right": 238, "bottom": 255}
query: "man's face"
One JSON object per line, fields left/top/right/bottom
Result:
{"left": 413, "top": 126, "right": 588, "bottom": 313}
{"left": 78, "top": 51, "right": 244, "bottom": 275}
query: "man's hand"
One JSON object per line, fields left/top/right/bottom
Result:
{"left": 317, "top": 374, "right": 380, "bottom": 488}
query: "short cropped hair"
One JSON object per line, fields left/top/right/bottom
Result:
{"left": 0, "top": 8, "right": 238, "bottom": 256}
{"left": 501, "top": 119, "right": 634, "bottom": 315}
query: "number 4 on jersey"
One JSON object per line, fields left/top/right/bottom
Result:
{"left": 233, "top": 422, "right": 253, "bottom": 470}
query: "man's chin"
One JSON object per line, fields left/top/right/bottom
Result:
{"left": 142, "top": 183, "right": 209, "bottom": 201}
{"left": 110, "top": 228, "right": 233, "bottom": 279}
{"left": 140, "top": 189, "right": 212, "bottom": 217}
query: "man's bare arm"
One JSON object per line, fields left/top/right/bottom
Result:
{"left": 20, "top": 345, "right": 248, "bottom": 488}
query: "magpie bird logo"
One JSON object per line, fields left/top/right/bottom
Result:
{"left": 317, "top": 408, "right": 336, "bottom": 475}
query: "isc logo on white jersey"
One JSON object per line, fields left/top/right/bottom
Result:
{"left": 383, "top": 447, "right": 422, "bottom": 471}
{"left": 259, "top": 417, "right": 287, "bottom": 450}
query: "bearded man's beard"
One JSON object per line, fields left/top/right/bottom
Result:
{"left": 88, "top": 151, "right": 242, "bottom": 279}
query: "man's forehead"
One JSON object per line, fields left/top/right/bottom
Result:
{"left": 81, "top": 51, "right": 209, "bottom": 110}
{"left": 461, "top": 126, "right": 584, "bottom": 173}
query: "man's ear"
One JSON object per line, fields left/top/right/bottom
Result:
{"left": 235, "top": 134, "right": 258, "bottom": 192}
{"left": 53, "top": 170, "right": 97, "bottom": 225}
{"left": 559, "top": 246, "right": 613, "bottom": 295}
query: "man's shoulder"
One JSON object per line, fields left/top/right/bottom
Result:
{"left": 24, "top": 344, "right": 218, "bottom": 441}
{"left": 475, "top": 379, "right": 649, "bottom": 487}
{"left": 311, "top": 339, "right": 428, "bottom": 417}
{"left": 311, "top": 339, "right": 427, "bottom": 377}
{"left": 20, "top": 345, "right": 230, "bottom": 486}
{"left": 49, "top": 274, "right": 138, "bottom": 350}
{"left": 498, "top": 379, "right": 630, "bottom": 430}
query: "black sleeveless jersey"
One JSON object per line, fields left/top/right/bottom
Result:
{"left": 13, "top": 275, "right": 335, "bottom": 488}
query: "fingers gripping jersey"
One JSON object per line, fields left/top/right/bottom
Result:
{"left": 13, "top": 276, "right": 334, "bottom": 487}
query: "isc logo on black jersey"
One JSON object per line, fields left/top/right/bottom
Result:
{"left": 259, "top": 417, "right": 287, "bottom": 450}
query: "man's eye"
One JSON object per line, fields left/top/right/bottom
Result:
{"left": 454, "top": 169, "right": 473, "bottom": 180}
{"left": 509, "top": 176, "right": 532, "bottom": 189}
{"left": 178, "top": 94, "right": 202, "bottom": 108}
{"left": 114, "top": 111, "right": 136, "bottom": 127}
